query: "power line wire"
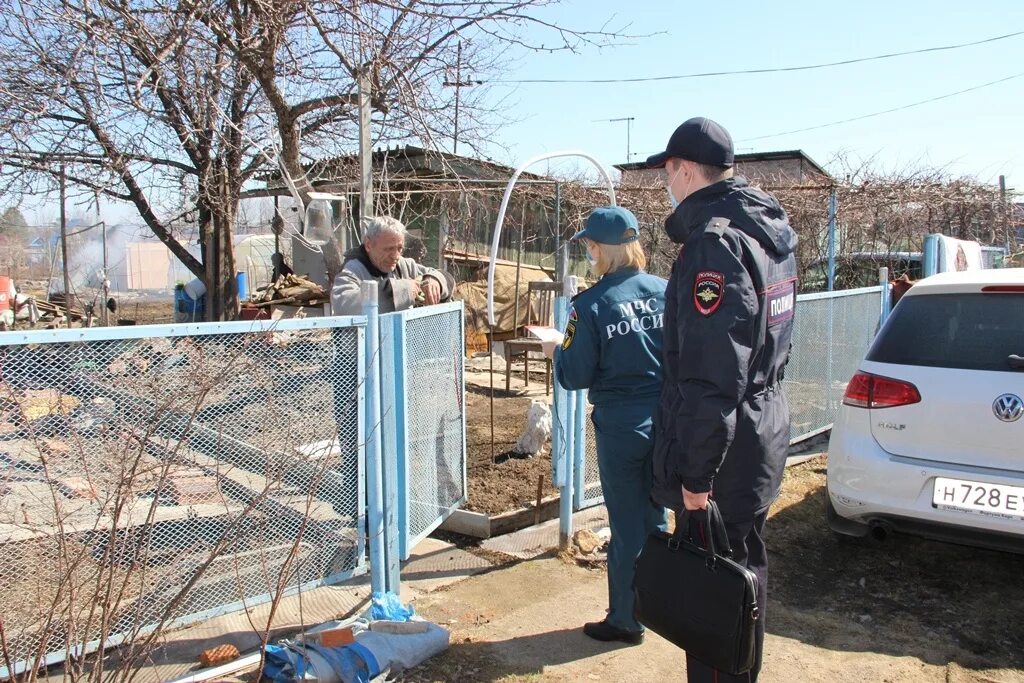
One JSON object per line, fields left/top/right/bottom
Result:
{"left": 490, "top": 30, "right": 1024, "bottom": 84}
{"left": 739, "top": 72, "right": 1024, "bottom": 142}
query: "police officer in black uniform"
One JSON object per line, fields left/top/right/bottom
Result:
{"left": 555, "top": 206, "right": 668, "bottom": 646}
{"left": 647, "top": 118, "right": 798, "bottom": 682}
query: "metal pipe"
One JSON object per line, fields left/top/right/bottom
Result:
{"left": 486, "top": 151, "right": 617, "bottom": 327}
{"left": 512, "top": 206, "right": 525, "bottom": 334}
{"left": 572, "top": 383, "right": 586, "bottom": 509}
{"left": 555, "top": 182, "right": 564, "bottom": 281}
{"left": 101, "top": 221, "right": 109, "bottom": 326}
{"left": 557, "top": 276, "right": 580, "bottom": 549}
{"left": 362, "top": 281, "right": 386, "bottom": 594}
{"left": 59, "top": 164, "right": 71, "bottom": 306}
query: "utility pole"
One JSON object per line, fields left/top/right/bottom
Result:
{"left": 443, "top": 42, "right": 482, "bottom": 155}
{"left": 358, "top": 70, "right": 374, "bottom": 229}
{"left": 999, "top": 175, "right": 1008, "bottom": 250}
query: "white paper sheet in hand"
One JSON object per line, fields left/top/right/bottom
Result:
{"left": 526, "top": 325, "right": 564, "bottom": 358}
{"left": 525, "top": 325, "right": 565, "bottom": 345}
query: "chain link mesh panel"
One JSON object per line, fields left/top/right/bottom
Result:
{"left": 579, "top": 405, "right": 603, "bottom": 509}
{"left": 0, "top": 320, "right": 364, "bottom": 674}
{"left": 785, "top": 288, "right": 882, "bottom": 440}
{"left": 400, "top": 306, "right": 467, "bottom": 557}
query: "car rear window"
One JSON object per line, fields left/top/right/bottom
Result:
{"left": 868, "top": 292, "right": 1024, "bottom": 371}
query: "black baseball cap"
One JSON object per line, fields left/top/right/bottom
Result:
{"left": 646, "top": 117, "right": 734, "bottom": 169}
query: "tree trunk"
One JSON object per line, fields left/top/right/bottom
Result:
{"left": 206, "top": 205, "right": 238, "bottom": 321}
{"left": 196, "top": 189, "right": 239, "bottom": 321}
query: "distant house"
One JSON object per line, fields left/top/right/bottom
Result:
{"left": 615, "top": 149, "right": 833, "bottom": 187}
{"left": 25, "top": 234, "right": 56, "bottom": 266}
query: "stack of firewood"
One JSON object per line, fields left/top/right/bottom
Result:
{"left": 254, "top": 274, "right": 327, "bottom": 307}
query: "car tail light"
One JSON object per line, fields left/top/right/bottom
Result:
{"left": 981, "top": 285, "right": 1024, "bottom": 293}
{"left": 842, "top": 372, "right": 921, "bottom": 409}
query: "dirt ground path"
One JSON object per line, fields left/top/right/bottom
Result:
{"left": 398, "top": 457, "right": 1024, "bottom": 682}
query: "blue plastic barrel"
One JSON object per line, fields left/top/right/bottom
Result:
{"left": 236, "top": 271, "right": 249, "bottom": 302}
{"left": 174, "top": 286, "right": 205, "bottom": 321}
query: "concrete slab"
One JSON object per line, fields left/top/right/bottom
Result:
{"left": 401, "top": 537, "right": 494, "bottom": 595}
{"left": 439, "top": 507, "right": 492, "bottom": 538}
{"left": 482, "top": 505, "right": 610, "bottom": 559}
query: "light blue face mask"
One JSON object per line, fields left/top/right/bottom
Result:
{"left": 585, "top": 249, "right": 598, "bottom": 268}
{"left": 666, "top": 186, "right": 679, "bottom": 210}
{"left": 665, "top": 166, "right": 684, "bottom": 210}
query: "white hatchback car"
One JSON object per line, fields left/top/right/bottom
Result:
{"left": 827, "top": 268, "right": 1024, "bottom": 552}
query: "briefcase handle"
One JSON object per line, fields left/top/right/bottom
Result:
{"left": 672, "top": 500, "right": 733, "bottom": 563}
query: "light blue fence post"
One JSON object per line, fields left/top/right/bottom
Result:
{"left": 923, "top": 234, "right": 940, "bottom": 277}
{"left": 552, "top": 293, "right": 573, "bottom": 550}
{"left": 361, "top": 282, "right": 387, "bottom": 595}
{"left": 879, "top": 267, "right": 892, "bottom": 327}
{"left": 383, "top": 314, "right": 402, "bottom": 594}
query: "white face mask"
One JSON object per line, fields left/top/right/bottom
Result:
{"left": 585, "top": 248, "right": 598, "bottom": 269}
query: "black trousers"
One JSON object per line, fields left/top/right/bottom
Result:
{"left": 685, "top": 509, "right": 769, "bottom": 683}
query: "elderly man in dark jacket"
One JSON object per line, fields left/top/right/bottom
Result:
{"left": 331, "top": 216, "right": 450, "bottom": 315}
{"left": 647, "top": 117, "right": 798, "bottom": 683}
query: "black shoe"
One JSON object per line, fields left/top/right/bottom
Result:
{"left": 583, "top": 620, "right": 644, "bottom": 645}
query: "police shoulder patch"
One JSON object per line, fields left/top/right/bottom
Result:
{"left": 693, "top": 270, "right": 724, "bottom": 316}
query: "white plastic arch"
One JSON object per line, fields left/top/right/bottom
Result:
{"left": 486, "top": 151, "right": 617, "bottom": 327}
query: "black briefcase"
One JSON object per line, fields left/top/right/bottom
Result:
{"left": 633, "top": 501, "right": 759, "bottom": 675}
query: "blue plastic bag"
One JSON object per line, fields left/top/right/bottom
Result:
{"left": 369, "top": 591, "right": 415, "bottom": 622}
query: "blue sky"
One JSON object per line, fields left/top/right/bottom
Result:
{"left": 31, "top": 2, "right": 1023, "bottom": 225}
{"left": 480, "top": 0, "right": 1024, "bottom": 186}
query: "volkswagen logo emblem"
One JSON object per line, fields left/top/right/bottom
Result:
{"left": 993, "top": 394, "right": 1024, "bottom": 423}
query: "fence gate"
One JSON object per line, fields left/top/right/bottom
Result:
{"left": 0, "top": 318, "right": 367, "bottom": 677}
{"left": 380, "top": 302, "right": 467, "bottom": 561}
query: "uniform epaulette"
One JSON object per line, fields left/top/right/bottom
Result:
{"left": 703, "top": 217, "right": 731, "bottom": 238}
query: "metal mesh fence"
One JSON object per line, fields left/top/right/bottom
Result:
{"left": 381, "top": 303, "right": 467, "bottom": 560}
{"left": 580, "top": 406, "right": 603, "bottom": 509}
{"left": 785, "top": 287, "right": 882, "bottom": 440}
{"left": 573, "top": 287, "right": 882, "bottom": 508}
{"left": 0, "top": 319, "right": 364, "bottom": 675}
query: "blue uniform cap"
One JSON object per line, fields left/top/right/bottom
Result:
{"left": 571, "top": 206, "right": 640, "bottom": 245}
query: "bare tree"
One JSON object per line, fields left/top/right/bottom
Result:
{"left": 0, "top": 0, "right": 623, "bottom": 319}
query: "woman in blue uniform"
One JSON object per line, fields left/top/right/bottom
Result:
{"left": 554, "top": 206, "right": 668, "bottom": 645}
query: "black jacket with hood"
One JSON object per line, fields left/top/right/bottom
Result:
{"left": 651, "top": 177, "right": 798, "bottom": 520}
